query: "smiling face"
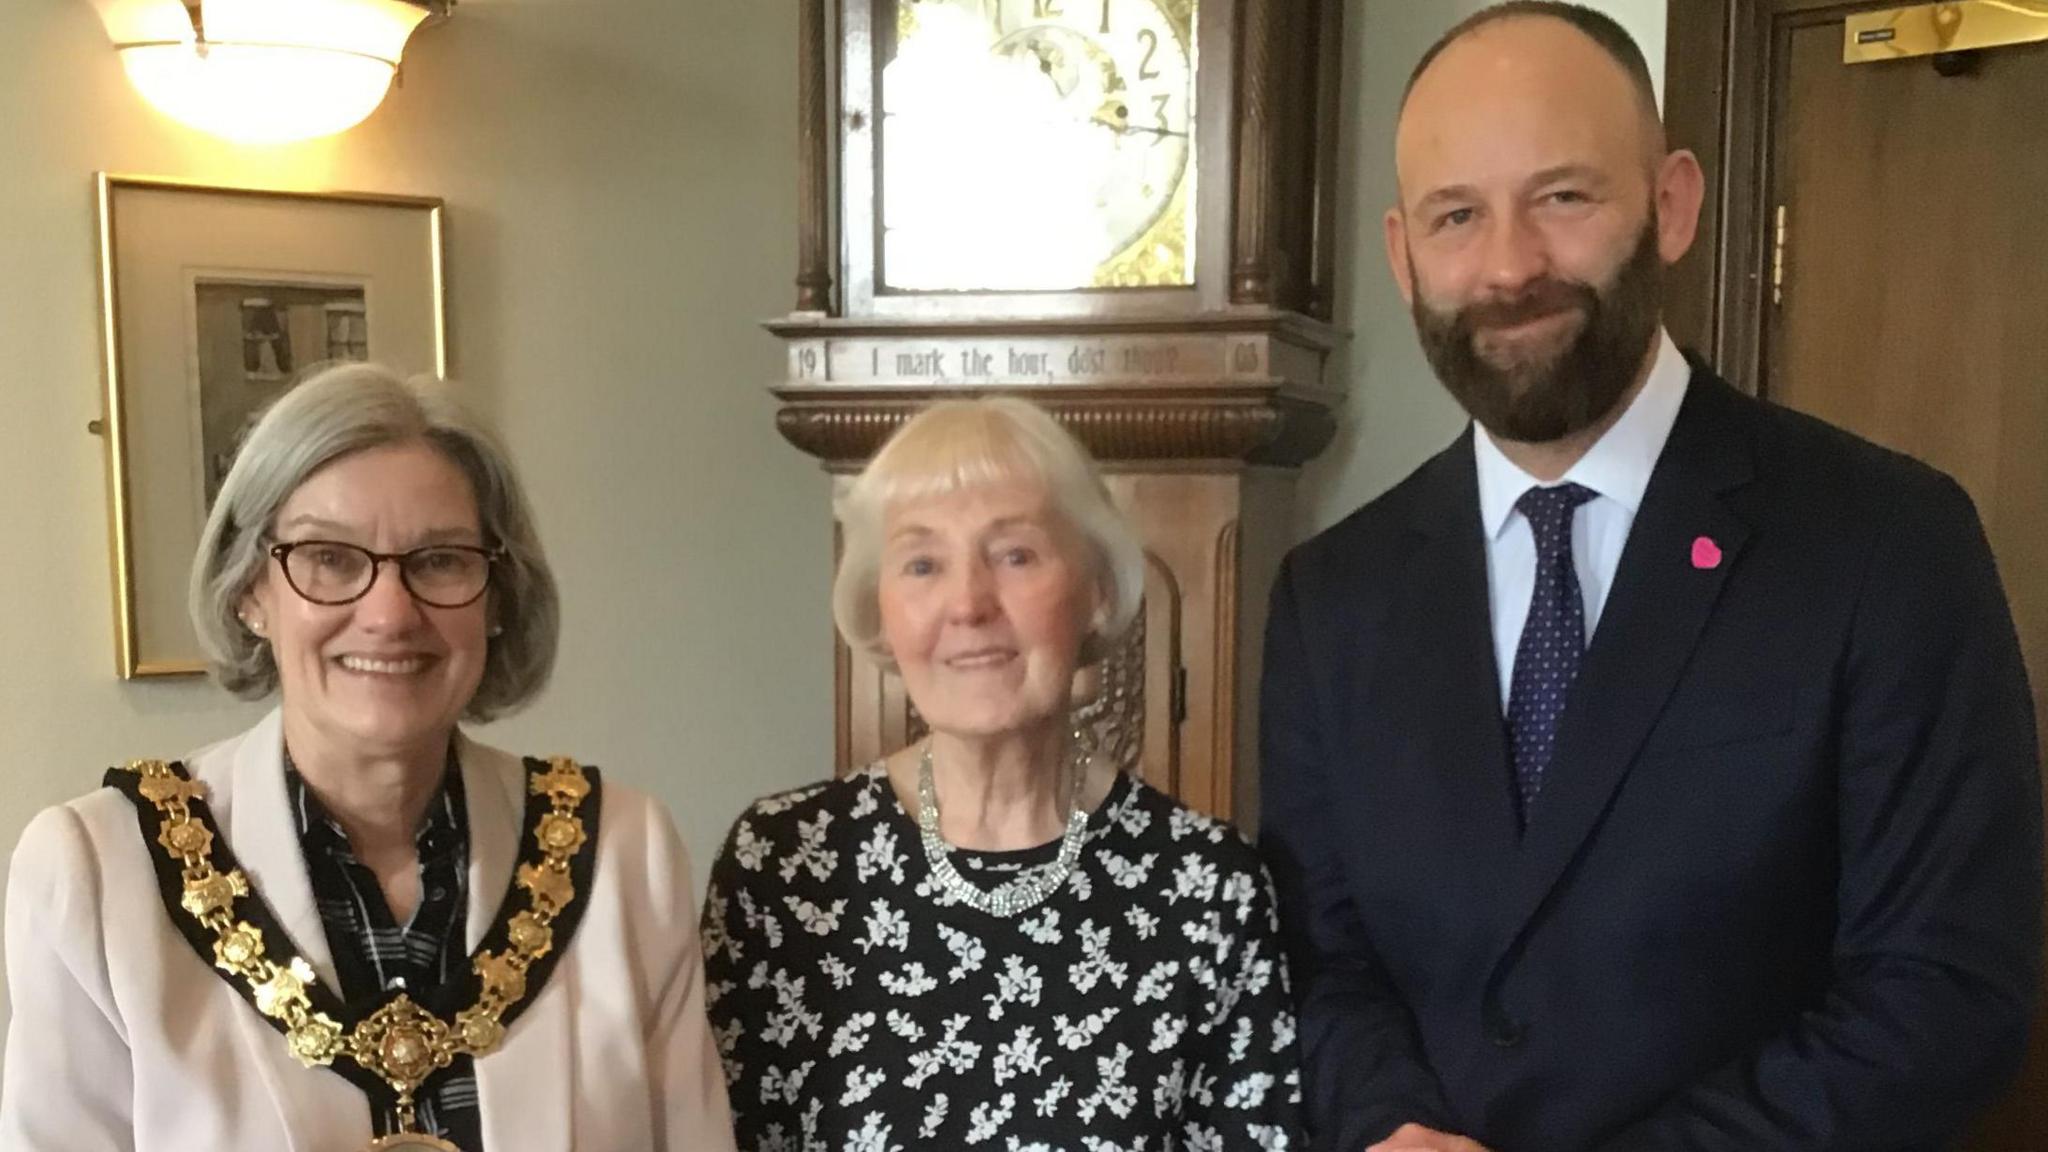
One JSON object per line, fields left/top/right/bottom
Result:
{"left": 240, "top": 439, "right": 491, "bottom": 765}
{"left": 1385, "top": 14, "right": 1701, "bottom": 444}
{"left": 877, "top": 480, "right": 1100, "bottom": 742}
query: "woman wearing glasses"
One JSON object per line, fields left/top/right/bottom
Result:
{"left": 0, "top": 364, "right": 734, "bottom": 1152}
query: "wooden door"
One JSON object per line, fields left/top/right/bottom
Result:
{"left": 1669, "top": 1, "right": 2048, "bottom": 1142}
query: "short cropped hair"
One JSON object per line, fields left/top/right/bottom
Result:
{"left": 188, "top": 362, "right": 560, "bottom": 719}
{"left": 1404, "top": 2, "right": 1661, "bottom": 125}
{"left": 832, "top": 397, "right": 1146, "bottom": 669}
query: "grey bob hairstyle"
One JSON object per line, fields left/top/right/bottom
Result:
{"left": 188, "top": 362, "right": 560, "bottom": 720}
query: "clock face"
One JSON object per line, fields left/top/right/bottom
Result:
{"left": 879, "top": 0, "right": 1198, "bottom": 292}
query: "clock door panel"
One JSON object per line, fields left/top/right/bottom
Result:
{"left": 785, "top": 0, "right": 1344, "bottom": 826}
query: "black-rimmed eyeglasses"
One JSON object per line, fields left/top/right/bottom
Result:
{"left": 266, "top": 540, "right": 503, "bottom": 609}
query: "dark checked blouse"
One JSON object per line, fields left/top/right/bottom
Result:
{"left": 285, "top": 757, "right": 481, "bottom": 1148}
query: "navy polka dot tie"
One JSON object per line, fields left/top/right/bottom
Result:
{"left": 1506, "top": 483, "right": 1597, "bottom": 824}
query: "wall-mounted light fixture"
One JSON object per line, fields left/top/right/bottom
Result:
{"left": 91, "top": 0, "right": 451, "bottom": 144}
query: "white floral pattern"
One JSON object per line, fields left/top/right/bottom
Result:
{"left": 704, "top": 765, "right": 1304, "bottom": 1149}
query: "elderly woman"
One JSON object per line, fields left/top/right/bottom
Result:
{"left": 0, "top": 365, "right": 733, "bottom": 1152}
{"left": 703, "top": 397, "right": 1305, "bottom": 1149}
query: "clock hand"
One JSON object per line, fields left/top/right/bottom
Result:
{"left": 1113, "top": 122, "right": 1191, "bottom": 139}
{"left": 1085, "top": 102, "right": 1189, "bottom": 139}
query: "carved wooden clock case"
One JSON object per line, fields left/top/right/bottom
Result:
{"left": 771, "top": 0, "right": 1345, "bottom": 823}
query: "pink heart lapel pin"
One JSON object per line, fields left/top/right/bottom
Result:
{"left": 1691, "top": 536, "right": 1723, "bottom": 570}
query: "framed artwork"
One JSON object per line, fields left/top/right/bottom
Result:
{"left": 93, "top": 175, "right": 447, "bottom": 677}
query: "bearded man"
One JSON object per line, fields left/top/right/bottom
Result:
{"left": 1257, "top": 5, "right": 2042, "bottom": 1151}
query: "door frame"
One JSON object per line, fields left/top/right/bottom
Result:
{"left": 1663, "top": 0, "right": 1887, "bottom": 393}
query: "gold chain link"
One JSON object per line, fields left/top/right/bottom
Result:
{"left": 120, "top": 756, "right": 593, "bottom": 1129}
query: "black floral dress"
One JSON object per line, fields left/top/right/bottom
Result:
{"left": 702, "top": 764, "right": 1306, "bottom": 1151}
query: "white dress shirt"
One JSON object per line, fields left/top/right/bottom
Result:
{"left": 1474, "top": 329, "right": 1691, "bottom": 706}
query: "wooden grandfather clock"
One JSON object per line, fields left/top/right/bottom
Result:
{"left": 771, "top": 0, "right": 1344, "bottom": 824}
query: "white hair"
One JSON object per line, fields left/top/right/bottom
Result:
{"left": 832, "top": 396, "right": 1146, "bottom": 668}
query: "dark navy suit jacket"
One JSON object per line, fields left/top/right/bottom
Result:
{"left": 1259, "top": 364, "right": 2041, "bottom": 1151}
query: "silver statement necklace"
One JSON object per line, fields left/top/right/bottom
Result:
{"left": 917, "top": 739, "right": 1090, "bottom": 918}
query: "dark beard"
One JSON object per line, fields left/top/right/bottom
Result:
{"left": 1411, "top": 219, "right": 1663, "bottom": 443}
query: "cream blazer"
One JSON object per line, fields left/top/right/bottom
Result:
{"left": 0, "top": 710, "right": 736, "bottom": 1152}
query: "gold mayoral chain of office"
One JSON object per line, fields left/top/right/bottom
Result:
{"left": 111, "top": 754, "right": 601, "bottom": 1152}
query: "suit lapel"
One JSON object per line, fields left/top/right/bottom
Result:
{"left": 464, "top": 737, "right": 576, "bottom": 1147}
{"left": 1489, "top": 372, "right": 1757, "bottom": 962}
{"left": 1372, "top": 432, "right": 1522, "bottom": 860}
{"left": 217, "top": 708, "right": 340, "bottom": 994}
{"left": 196, "top": 710, "right": 367, "bottom": 1147}
{"left": 458, "top": 734, "right": 523, "bottom": 952}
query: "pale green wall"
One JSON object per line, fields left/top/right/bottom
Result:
{"left": 0, "top": 0, "right": 831, "bottom": 931}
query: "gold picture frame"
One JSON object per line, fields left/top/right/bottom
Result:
{"left": 93, "top": 175, "right": 447, "bottom": 678}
